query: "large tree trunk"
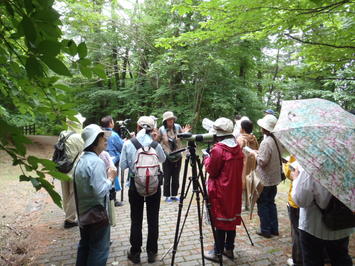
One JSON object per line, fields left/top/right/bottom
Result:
{"left": 112, "top": 47, "right": 120, "bottom": 90}
{"left": 121, "top": 47, "right": 129, "bottom": 88}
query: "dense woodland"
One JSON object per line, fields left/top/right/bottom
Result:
{"left": 0, "top": 0, "right": 354, "bottom": 206}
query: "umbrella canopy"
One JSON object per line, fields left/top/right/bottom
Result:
{"left": 273, "top": 98, "right": 355, "bottom": 212}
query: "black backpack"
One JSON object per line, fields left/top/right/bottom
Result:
{"left": 52, "top": 132, "right": 79, "bottom": 173}
{"left": 318, "top": 196, "right": 355, "bottom": 231}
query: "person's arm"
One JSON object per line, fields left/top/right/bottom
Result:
{"left": 90, "top": 160, "right": 112, "bottom": 198}
{"left": 204, "top": 146, "right": 223, "bottom": 179}
{"left": 112, "top": 134, "right": 124, "bottom": 164}
{"left": 155, "top": 143, "right": 166, "bottom": 163}
{"left": 255, "top": 140, "right": 272, "bottom": 168}
{"left": 119, "top": 142, "right": 129, "bottom": 170}
{"left": 292, "top": 169, "right": 314, "bottom": 208}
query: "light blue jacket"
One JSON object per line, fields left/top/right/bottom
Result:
{"left": 74, "top": 151, "right": 112, "bottom": 215}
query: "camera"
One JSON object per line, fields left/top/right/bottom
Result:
{"left": 116, "top": 118, "right": 131, "bottom": 126}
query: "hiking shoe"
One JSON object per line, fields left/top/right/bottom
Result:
{"left": 127, "top": 250, "right": 140, "bottom": 264}
{"left": 147, "top": 252, "right": 157, "bottom": 263}
{"left": 287, "top": 258, "right": 294, "bottom": 266}
{"left": 256, "top": 230, "right": 271, "bottom": 238}
{"left": 223, "top": 249, "right": 234, "bottom": 260}
{"left": 170, "top": 196, "right": 180, "bottom": 201}
{"left": 64, "top": 220, "right": 78, "bottom": 229}
{"left": 165, "top": 197, "right": 172, "bottom": 202}
{"left": 203, "top": 249, "right": 220, "bottom": 263}
{"left": 114, "top": 201, "right": 124, "bottom": 207}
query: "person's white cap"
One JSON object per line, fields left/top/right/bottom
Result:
{"left": 210, "top": 117, "right": 234, "bottom": 137}
{"left": 82, "top": 124, "right": 111, "bottom": 149}
{"left": 162, "top": 111, "right": 177, "bottom": 122}
{"left": 257, "top": 114, "right": 277, "bottom": 132}
{"left": 66, "top": 113, "right": 86, "bottom": 133}
{"left": 137, "top": 116, "right": 155, "bottom": 130}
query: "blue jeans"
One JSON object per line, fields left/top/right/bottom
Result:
{"left": 257, "top": 185, "right": 278, "bottom": 235}
{"left": 299, "top": 229, "right": 352, "bottom": 266}
{"left": 76, "top": 222, "right": 110, "bottom": 266}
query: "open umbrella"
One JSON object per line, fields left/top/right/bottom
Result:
{"left": 273, "top": 98, "right": 355, "bottom": 212}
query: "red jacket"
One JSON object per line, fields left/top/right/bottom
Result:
{"left": 204, "top": 142, "right": 244, "bottom": 230}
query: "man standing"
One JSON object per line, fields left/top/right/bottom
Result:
{"left": 100, "top": 115, "right": 124, "bottom": 206}
{"left": 120, "top": 116, "right": 166, "bottom": 264}
{"left": 59, "top": 113, "right": 85, "bottom": 229}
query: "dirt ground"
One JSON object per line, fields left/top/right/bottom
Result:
{"left": 0, "top": 136, "right": 58, "bottom": 265}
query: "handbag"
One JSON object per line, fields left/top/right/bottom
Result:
{"left": 73, "top": 162, "right": 109, "bottom": 227}
{"left": 270, "top": 134, "right": 286, "bottom": 181}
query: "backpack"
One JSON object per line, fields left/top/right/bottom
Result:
{"left": 317, "top": 196, "right": 355, "bottom": 231}
{"left": 52, "top": 132, "right": 79, "bottom": 173}
{"left": 131, "top": 138, "right": 162, "bottom": 197}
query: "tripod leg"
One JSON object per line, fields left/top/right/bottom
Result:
{"left": 171, "top": 155, "right": 190, "bottom": 265}
{"left": 241, "top": 216, "right": 254, "bottom": 246}
{"left": 120, "top": 168, "right": 124, "bottom": 201}
{"left": 161, "top": 187, "right": 194, "bottom": 261}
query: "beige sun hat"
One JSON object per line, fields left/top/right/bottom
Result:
{"left": 257, "top": 114, "right": 277, "bottom": 132}
{"left": 210, "top": 117, "right": 234, "bottom": 137}
{"left": 82, "top": 124, "right": 111, "bottom": 149}
{"left": 162, "top": 111, "right": 177, "bottom": 122}
{"left": 137, "top": 116, "right": 155, "bottom": 129}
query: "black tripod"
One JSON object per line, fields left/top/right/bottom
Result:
{"left": 164, "top": 140, "right": 222, "bottom": 265}
{"left": 162, "top": 140, "right": 255, "bottom": 265}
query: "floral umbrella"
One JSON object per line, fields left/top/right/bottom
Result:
{"left": 273, "top": 98, "right": 355, "bottom": 212}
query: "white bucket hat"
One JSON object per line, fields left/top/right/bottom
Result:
{"left": 210, "top": 117, "right": 234, "bottom": 137}
{"left": 137, "top": 116, "right": 155, "bottom": 130}
{"left": 162, "top": 111, "right": 177, "bottom": 122}
{"left": 257, "top": 114, "right": 277, "bottom": 132}
{"left": 82, "top": 124, "right": 111, "bottom": 149}
{"left": 66, "top": 113, "right": 86, "bottom": 133}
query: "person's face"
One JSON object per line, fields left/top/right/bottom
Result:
{"left": 109, "top": 119, "right": 114, "bottom": 129}
{"left": 97, "top": 135, "right": 107, "bottom": 154}
{"left": 166, "top": 118, "right": 174, "bottom": 128}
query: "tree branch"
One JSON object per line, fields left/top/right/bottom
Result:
{"left": 284, "top": 33, "right": 355, "bottom": 49}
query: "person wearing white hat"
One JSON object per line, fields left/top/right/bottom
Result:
{"left": 74, "top": 124, "right": 115, "bottom": 266}
{"left": 58, "top": 113, "right": 86, "bottom": 229}
{"left": 249, "top": 114, "right": 282, "bottom": 239}
{"left": 203, "top": 117, "right": 244, "bottom": 262}
{"left": 120, "top": 116, "right": 166, "bottom": 264}
{"left": 159, "top": 111, "right": 191, "bottom": 202}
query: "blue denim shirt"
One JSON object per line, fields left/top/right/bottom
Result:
{"left": 74, "top": 151, "right": 112, "bottom": 215}
{"left": 103, "top": 128, "right": 124, "bottom": 165}
{"left": 119, "top": 129, "right": 166, "bottom": 178}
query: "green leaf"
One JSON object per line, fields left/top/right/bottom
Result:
{"left": 49, "top": 170, "right": 71, "bottom": 181}
{"left": 30, "top": 178, "right": 41, "bottom": 191}
{"left": 36, "top": 158, "right": 57, "bottom": 170}
{"left": 77, "top": 42, "right": 87, "bottom": 59}
{"left": 25, "top": 56, "right": 44, "bottom": 78}
{"left": 92, "top": 64, "right": 106, "bottom": 79}
{"left": 5, "top": 2, "right": 14, "bottom": 17}
{"left": 41, "top": 56, "right": 71, "bottom": 76}
{"left": 79, "top": 65, "right": 92, "bottom": 78}
{"left": 28, "top": 155, "right": 39, "bottom": 169}
{"left": 19, "top": 175, "right": 31, "bottom": 182}
{"left": 22, "top": 16, "right": 37, "bottom": 43}
{"left": 38, "top": 40, "right": 61, "bottom": 56}
{"left": 78, "top": 58, "right": 91, "bottom": 66}
{"left": 39, "top": 178, "right": 62, "bottom": 208}
{"left": 24, "top": 0, "right": 34, "bottom": 14}
{"left": 61, "top": 40, "right": 77, "bottom": 56}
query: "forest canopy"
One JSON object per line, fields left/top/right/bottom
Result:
{"left": 0, "top": 0, "right": 354, "bottom": 206}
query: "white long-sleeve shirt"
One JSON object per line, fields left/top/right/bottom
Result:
{"left": 292, "top": 168, "right": 354, "bottom": 240}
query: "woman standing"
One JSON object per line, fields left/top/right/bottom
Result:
{"left": 74, "top": 124, "right": 115, "bottom": 266}
{"left": 159, "top": 111, "right": 190, "bottom": 202}
{"left": 250, "top": 114, "right": 282, "bottom": 238}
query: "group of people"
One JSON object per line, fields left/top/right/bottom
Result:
{"left": 58, "top": 109, "right": 353, "bottom": 266}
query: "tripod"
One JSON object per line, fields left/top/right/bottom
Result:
{"left": 162, "top": 140, "right": 254, "bottom": 265}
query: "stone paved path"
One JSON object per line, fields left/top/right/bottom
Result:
{"left": 31, "top": 177, "right": 354, "bottom": 266}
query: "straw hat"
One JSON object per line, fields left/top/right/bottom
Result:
{"left": 210, "top": 117, "right": 234, "bottom": 137}
{"left": 257, "top": 114, "right": 277, "bottom": 132}
{"left": 137, "top": 116, "right": 155, "bottom": 129}
{"left": 162, "top": 111, "right": 177, "bottom": 122}
{"left": 82, "top": 124, "right": 110, "bottom": 149}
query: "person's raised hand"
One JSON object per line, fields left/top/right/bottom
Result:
{"left": 182, "top": 124, "right": 191, "bottom": 133}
